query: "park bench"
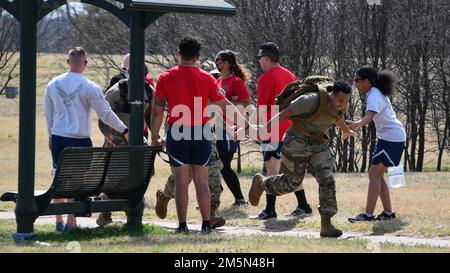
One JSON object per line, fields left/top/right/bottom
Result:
{"left": 1, "top": 146, "right": 160, "bottom": 221}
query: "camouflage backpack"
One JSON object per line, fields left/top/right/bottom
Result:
{"left": 275, "top": 75, "right": 334, "bottom": 112}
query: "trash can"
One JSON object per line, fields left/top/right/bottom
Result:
{"left": 5, "top": 87, "right": 18, "bottom": 99}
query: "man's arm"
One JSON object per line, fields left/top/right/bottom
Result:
{"left": 89, "top": 86, "right": 128, "bottom": 136}
{"left": 258, "top": 93, "right": 318, "bottom": 141}
{"left": 150, "top": 98, "right": 166, "bottom": 146}
{"left": 145, "top": 103, "right": 152, "bottom": 130}
{"left": 258, "top": 106, "right": 294, "bottom": 140}
{"left": 44, "top": 88, "right": 54, "bottom": 150}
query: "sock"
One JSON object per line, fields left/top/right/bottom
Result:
{"left": 294, "top": 190, "right": 308, "bottom": 208}
{"left": 202, "top": 220, "right": 211, "bottom": 229}
{"left": 265, "top": 194, "right": 276, "bottom": 213}
{"left": 364, "top": 212, "right": 373, "bottom": 218}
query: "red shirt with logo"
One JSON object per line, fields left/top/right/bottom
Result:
{"left": 257, "top": 66, "right": 296, "bottom": 142}
{"left": 155, "top": 66, "right": 225, "bottom": 126}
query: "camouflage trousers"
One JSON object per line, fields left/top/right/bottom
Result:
{"left": 163, "top": 142, "right": 224, "bottom": 210}
{"left": 262, "top": 129, "right": 338, "bottom": 216}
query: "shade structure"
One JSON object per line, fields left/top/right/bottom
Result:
{"left": 0, "top": 0, "right": 236, "bottom": 241}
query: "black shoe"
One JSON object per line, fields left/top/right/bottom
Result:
{"left": 285, "top": 205, "right": 313, "bottom": 218}
{"left": 201, "top": 225, "right": 213, "bottom": 235}
{"left": 250, "top": 209, "right": 277, "bottom": 220}
{"left": 348, "top": 212, "right": 375, "bottom": 223}
{"left": 176, "top": 225, "right": 189, "bottom": 233}
{"left": 375, "top": 211, "right": 396, "bottom": 221}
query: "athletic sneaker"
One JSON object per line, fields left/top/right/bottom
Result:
{"left": 55, "top": 222, "right": 64, "bottom": 232}
{"left": 348, "top": 212, "right": 375, "bottom": 223}
{"left": 232, "top": 199, "right": 249, "bottom": 207}
{"left": 249, "top": 209, "right": 277, "bottom": 220}
{"left": 285, "top": 205, "right": 313, "bottom": 218}
{"left": 376, "top": 211, "right": 396, "bottom": 221}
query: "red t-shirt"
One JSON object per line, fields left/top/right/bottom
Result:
{"left": 155, "top": 66, "right": 225, "bottom": 126}
{"left": 257, "top": 66, "right": 296, "bottom": 142}
{"left": 217, "top": 75, "right": 250, "bottom": 127}
{"left": 217, "top": 75, "right": 251, "bottom": 102}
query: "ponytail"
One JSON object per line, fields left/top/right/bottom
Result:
{"left": 375, "top": 70, "right": 397, "bottom": 97}
{"left": 232, "top": 63, "right": 251, "bottom": 83}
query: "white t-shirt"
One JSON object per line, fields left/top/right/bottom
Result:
{"left": 366, "top": 87, "right": 406, "bottom": 142}
{"left": 44, "top": 72, "right": 127, "bottom": 139}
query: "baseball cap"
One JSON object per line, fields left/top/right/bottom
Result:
{"left": 201, "top": 60, "right": 221, "bottom": 76}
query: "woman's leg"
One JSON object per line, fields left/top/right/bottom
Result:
{"left": 380, "top": 174, "right": 393, "bottom": 213}
{"left": 218, "top": 148, "right": 244, "bottom": 201}
{"left": 365, "top": 163, "right": 387, "bottom": 215}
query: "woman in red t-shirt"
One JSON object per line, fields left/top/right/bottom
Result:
{"left": 214, "top": 50, "right": 252, "bottom": 206}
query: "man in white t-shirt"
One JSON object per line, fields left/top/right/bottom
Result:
{"left": 44, "top": 47, "right": 128, "bottom": 231}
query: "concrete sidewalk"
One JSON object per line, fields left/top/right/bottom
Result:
{"left": 1, "top": 211, "right": 449, "bottom": 249}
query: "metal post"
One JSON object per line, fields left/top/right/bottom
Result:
{"left": 126, "top": 10, "right": 145, "bottom": 225}
{"left": 14, "top": 0, "right": 38, "bottom": 242}
{"left": 128, "top": 11, "right": 145, "bottom": 147}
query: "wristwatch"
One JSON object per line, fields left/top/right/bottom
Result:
{"left": 122, "top": 128, "right": 129, "bottom": 134}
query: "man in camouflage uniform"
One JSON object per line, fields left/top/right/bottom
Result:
{"left": 154, "top": 60, "right": 226, "bottom": 229}
{"left": 249, "top": 80, "right": 354, "bottom": 237}
{"left": 155, "top": 137, "right": 226, "bottom": 229}
{"left": 96, "top": 66, "right": 154, "bottom": 227}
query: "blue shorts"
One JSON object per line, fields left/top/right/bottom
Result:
{"left": 261, "top": 141, "right": 283, "bottom": 162}
{"left": 372, "top": 139, "right": 405, "bottom": 167}
{"left": 51, "top": 135, "right": 93, "bottom": 168}
{"left": 166, "top": 125, "right": 213, "bottom": 167}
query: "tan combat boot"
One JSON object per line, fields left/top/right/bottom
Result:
{"left": 248, "top": 173, "right": 265, "bottom": 206}
{"left": 155, "top": 189, "right": 171, "bottom": 219}
{"left": 210, "top": 208, "right": 226, "bottom": 229}
{"left": 320, "top": 213, "right": 343, "bottom": 238}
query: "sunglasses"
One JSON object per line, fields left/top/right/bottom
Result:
{"left": 257, "top": 55, "right": 268, "bottom": 60}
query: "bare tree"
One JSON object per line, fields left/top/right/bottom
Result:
{"left": 0, "top": 9, "right": 19, "bottom": 94}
